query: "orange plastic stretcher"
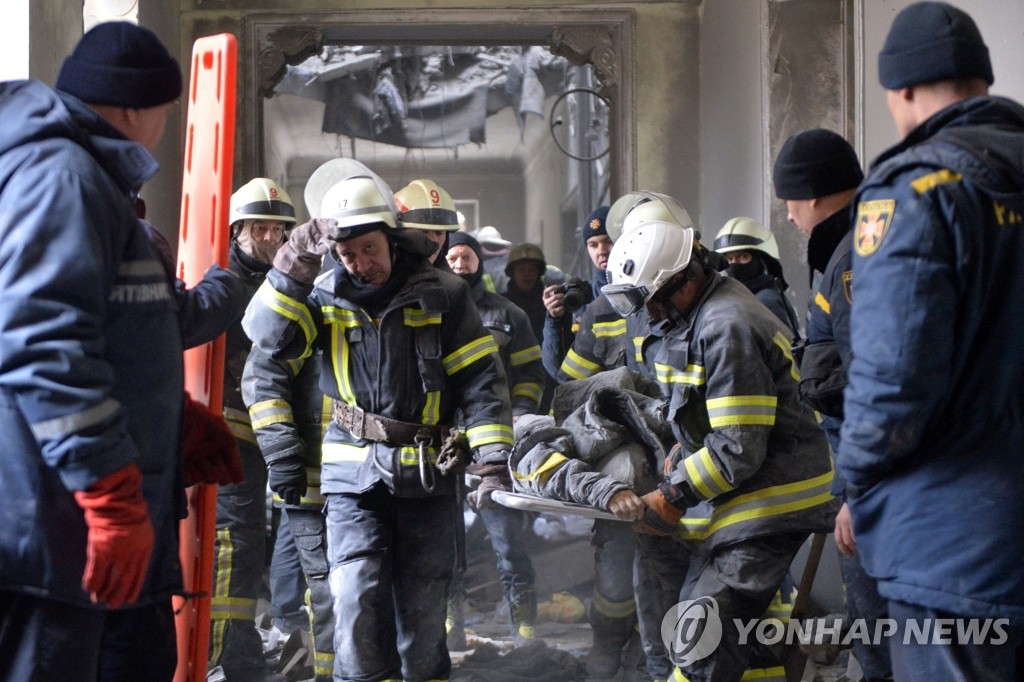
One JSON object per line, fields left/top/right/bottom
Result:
{"left": 173, "top": 33, "right": 237, "bottom": 682}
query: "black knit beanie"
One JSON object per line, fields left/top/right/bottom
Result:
{"left": 878, "top": 2, "right": 992, "bottom": 90}
{"left": 56, "top": 22, "right": 182, "bottom": 109}
{"left": 773, "top": 129, "right": 864, "bottom": 200}
{"left": 449, "top": 231, "right": 485, "bottom": 287}
{"left": 580, "top": 205, "right": 611, "bottom": 245}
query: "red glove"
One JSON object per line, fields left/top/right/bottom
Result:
{"left": 183, "top": 395, "right": 244, "bottom": 486}
{"left": 635, "top": 489, "right": 685, "bottom": 536}
{"left": 73, "top": 464, "right": 155, "bottom": 608}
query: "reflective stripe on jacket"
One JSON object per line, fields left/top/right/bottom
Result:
{"left": 654, "top": 274, "right": 837, "bottom": 549}
{"left": 243, "top": 256, "right": 513, "bottom": 498}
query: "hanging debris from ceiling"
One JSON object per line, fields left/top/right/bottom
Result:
{"left": 273, "top": 45, "right": 568, "bottom": 149}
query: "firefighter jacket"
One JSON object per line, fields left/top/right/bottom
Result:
{"left": 243, "top": 348, "right": 328, "bottom": 511}
{"left": 741, "top": 271, "right": 802, "bottom": 343}
{"left": 221, "top": 242, "right": 271, "bottom": 448}
{"left": 0, "top": 81, "right": 186, "bottom": 604}
{"left": 243, "top": 250, "right": 513, "bottom": 498}
{"left": 556, "top": 293, "right": 628, "bottom": 383}
{"left": 840, "top": 95, "right": 1024, "bottom": 622}
{"left": 541, "top": 269, "right": 607, "bottom": 379}
{"left": 469, "top": 279, "right": 545, "bottom": 416}
{"left": 654, "top": 272, "right": 838, "bottom": 551}
{"left": 511, "top": 368, "right": 672, "bottom": 507}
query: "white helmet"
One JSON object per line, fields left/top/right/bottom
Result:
{"left": 713, "top": 217, "right": 780, "bottom": 261}
{"left": 320, "top": 174, "right": 399, "bottom": 240}
{"left": 394, "top": 179, "right": 460, "bottom": 231}
{"left": 304, "top": 158, "right": 399, "bottom": 221}
{"left": 229, "top": 178, "right": 297, "bottom": 226}
{"left": 606, "top": 190, "right": 694, "bottom": 241}
{"left": 601, "top": 220, "right": 695, "bottom": 317}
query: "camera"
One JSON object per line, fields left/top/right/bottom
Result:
{"left": 555, "top": 277, "right": 594, "bottom": 313}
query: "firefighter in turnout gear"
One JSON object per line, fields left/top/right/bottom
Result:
{"left": 446, "top": 231, "right": 544, "bottom": 647}
{"left": 209, "top": 178, "right": 297, "bottom": 681}
{"left": 602, "top": 216, "right": 838, "bottom": 681}
{"left": 243, "top": 349, "right": 335, "bottom": 681}
{"left": 713, "top": 217, "right": 801, "bottom": 341}
{"left": 242, "top": 165, "right": 514, "bottom": 681}
{"left": 394, "top": 177, "right": 460, "bottom": 270}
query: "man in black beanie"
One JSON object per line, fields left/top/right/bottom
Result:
{"left": 775, "top": 128, "right": 892, "bottom": 679}
{"left": 0, "top": 20, "right": 193, "bottom": 682}
{"left": 838, "top": 3, "right": 1024, "bottom": 679}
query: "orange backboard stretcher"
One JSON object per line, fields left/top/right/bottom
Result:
{"left": 173, "top": 33, "right": 237, "bottom": 682}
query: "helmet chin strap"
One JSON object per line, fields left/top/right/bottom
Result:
{"left": 649, "top": 267, "right": 696, "bottom": 333}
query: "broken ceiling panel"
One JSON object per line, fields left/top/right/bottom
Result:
{"left": 273, "top": 45, "right": 568, "bottom": 150}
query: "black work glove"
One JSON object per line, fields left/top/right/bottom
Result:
{"left": 268, "top": 457, "right": 307, "bottom": 506}
{"left": 465, "top": 460, "right": 512, "bottom": 510}
{"left": 274, "top": 218, "right": 335, "bottom": 284}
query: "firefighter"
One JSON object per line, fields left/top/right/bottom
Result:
{"left": 394, "top": 177, "right": 460, "bottom": 270}
{"left": 243, "top": 348, "right": 335, "bottom": 681}
{"left": 445, "top": 231, "right": 545, "bottom": 646}
{"left": 242, "top": 167, "right": 513, "bottom": 681}
{"left": 209, "top": 178, "right": 297, "bottom": 681}
{"left": 602, "top": 215, "right": 838, "bottom": 681}
{"left": 713, "top": 217, "right": 801, "bottom": 341}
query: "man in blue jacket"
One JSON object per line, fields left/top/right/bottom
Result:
{"left": 840, "top": 3, "right": 1024, "bottom": 678}
{"left": 0, "top": 21, "right": 214, "bottom": 682}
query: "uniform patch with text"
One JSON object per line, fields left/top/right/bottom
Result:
{"left": 854, "top": 200, "right": 895, "bottom": 257}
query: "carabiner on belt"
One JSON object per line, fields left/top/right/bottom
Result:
{"left": 415, "top": 429, "right": 437, "bottom": 493}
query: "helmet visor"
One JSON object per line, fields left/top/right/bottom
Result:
{"left": 601, "top": 283, "right": 650, "bottom": 317}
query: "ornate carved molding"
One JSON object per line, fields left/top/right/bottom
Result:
{"left": 258, "top": 26, "right": 324, "bottom": 98}
{"left": 548, "top": 26, "right": 619, "bottom": 99}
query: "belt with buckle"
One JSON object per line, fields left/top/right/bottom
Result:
{"left": 332, "top": 402, "right": 446, "bottom": 447}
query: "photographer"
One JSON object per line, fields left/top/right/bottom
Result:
{"left": 542, "top": 206, "right": 629, "bottom": 383}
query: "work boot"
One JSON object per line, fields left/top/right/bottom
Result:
{"left": 586, "top": 607, "right": 635, "bottom": 679}
{"left": 446, "top": 594, "right": 468, "bottom": 651}
{"left": 509, "top": 588, "right": 538, "bottom": 647}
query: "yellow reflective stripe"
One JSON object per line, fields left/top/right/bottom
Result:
{"left": 656, "top": 362, "right": 706, "bottom": 386}
{"left": 314, "top": 651, "right": 335, "bottom": 677}
{"left": 399, "top": 446, "right": 439, "bottom": 466}
{"left": 482, "top": 273, "right": 496, "bottom": 293}
{"left": 677, "top": 470, "right": 835, "bottom": 540}
{"left": 443, "top": 335, "right": 500, "bottom": 374}
{"left": 560, "top": 348, "right": 601, "bottom": 380}
{"left": 911, "top": 168, "right": 962, "bottom": 194}
{"left": 513, "top": 452, "right": 567, "bottom": 482}
{"left": 740, "top": 666, "right": 786, "bottom": 681}
{"left": 706, "top": 395, "right": 777, "bottom": 428}
{"left": 466, "top": 423, "right": 514, "bottom": 448}
{"left": 814, "top": 291, "right": 830, "bottom": 315}
{"left": 592, "top": 590, "right": 636, "bottom": 618}
{"left": 672, "top": 669, "right": 691, "bottom": 682}
{"left": 773, "top": 331, "right": 800, "bottom": 382}
{"left": 403, "top": 308, "right": 441, "bottom": 327}
{"left": 322, "top": 442, "right": 370, "bottom": 463}
{"left": 633, "top": 337, "right": 644, "bottom": 364}
{"left": 421, "top": 390, "right": 441, "bottom": 426}
{"left": 256, "top": 281, "right": 316, "bottom": 352}
{"left": 322, "top": 306, "right": 360, "bottom": 406}
{"left": 223, "top": 407, "right": 256, "bottom": 445}
{"left": 592, "top": 318, "right": 627, "bottom": 338}
{"left": 510, "top": 344, "right": 542, "bottom": 366}
{"left": 512, "top": 382, "right": 544, "bottom": 404}
{"left": 209, "top": 596, "right": 258, "bottom": 621}
{"left": 286, "top": 357, "right": 303, "bottom": 376}
{"left": 682, "top": 447, "right": 735, "bottom": 499}
{"left": 320, "top": 396, "right": 333, "bottom": 439}
{"left": 271, "top": 481, "right": 326, "bottom": 507}
{"left": 248, "top": 399, "right": 294, "bottom": 430}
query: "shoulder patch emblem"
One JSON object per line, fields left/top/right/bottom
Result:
{"left": 842, "top": 270, "right": 853, "bottom": 304}
{"left": 854, "top": 199, "right": 895, "bottom": 257}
